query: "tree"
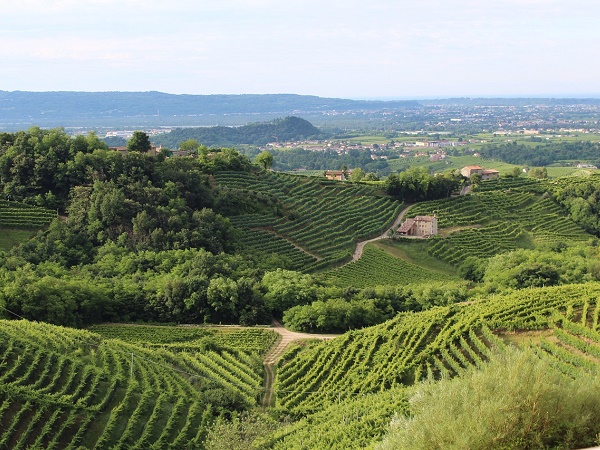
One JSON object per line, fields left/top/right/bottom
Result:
{"left": 509, "top": 166, "right": 522, "bottom": 178}
{"left": 179, "top": 139, "right": 201, "bottom": 155}
{"left": 261, "top": 269, "right": 316, "bottom": 315}
{"left": 529, "top": 166, "right": 548, "bottom": 179}
{"left": 127, "top": 131, "right": 152, "bottom": 153}
{"left": 349, "top": 167, "right": 365, "bottom": 182}
{"left": 255, "top": 151, "right": 274, "bottom": 170}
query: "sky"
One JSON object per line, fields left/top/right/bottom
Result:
{"left": 2, "top": 0, "right": 599, "bottom": 99}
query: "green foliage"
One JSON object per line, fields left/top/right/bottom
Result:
{"left": 126, "top": 130, "right": 152, "bottom": 153}
{"left": 0, "top": 247, "right": 271, "bottom": 326}
{"left": 205, "top": 413, "right": 280, "bottom": 450}
{"left": 479, "top": 140, "right": 600, "bottom": 167}
{"left": 483, "top": 247, "right": 600, "bottom": 290}
{"left": 283, "top": 280, "right": 468, "bottom": 333}
{"left": 262, "top": 269, "right": 317, "bottom": 315}
{"left": 384, "top": 167, "right": 463, "bottom": 202}
{"left": 528, "top": 166, "right": 548, "bottom": 179}
{"left": 255, "top": 150, "right": 274, "bottom": 170}
{"left": 548, "top": 174, "right": 600, "bottom": 235}
{"left": 376, "top": 347, "right": 600, "bottom": 450}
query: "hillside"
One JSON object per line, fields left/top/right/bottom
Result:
{"left": 214, "top": 170, "right": 403, "bottom": 269}
{"left": 2, "top": 283, "right": 600, "bottom": 449}
{"left": 152, "top": 116, "right": 324, "bottom": 148}
{"left": 0, "top": 321, "right": 275, "bottom": 449}
{"left": 272, "top": 282, "right": 600, "bottom": 415}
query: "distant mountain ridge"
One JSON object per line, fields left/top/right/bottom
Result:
{"left": 0, "top": 91, "right": 421, "bottom": 130}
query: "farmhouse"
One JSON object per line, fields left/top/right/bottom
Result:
{"left": 325, "top": 170, "right": 352, "bottom": 181}
{"left": 481, "top": 169, "right": 500, "bottom": 180}
{"left": 460, "top": 165, "right": 500, "bottom": 180}
{"left": 397, "top": 215, "right": 438, "bottom": 237}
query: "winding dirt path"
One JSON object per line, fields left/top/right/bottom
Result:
{"left": 351, "top": 203, "right": 415, "bottom": 262}
{"left": 262, "top": 320, "right": 339, "bottom": 409}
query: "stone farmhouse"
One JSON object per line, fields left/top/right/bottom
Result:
{"left": 325, "top": 170, "right": 352, "bottom": 181}
{"left": 460, "top": 165, "right": 500, "bottom": 180}
{"left": 397, "top": 215, "right": 438, "bottom": 237}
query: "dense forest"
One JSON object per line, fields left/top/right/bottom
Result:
{"left": 479, "top": 140, "right": 600, "bottom": 167}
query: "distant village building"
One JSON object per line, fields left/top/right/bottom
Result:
{"left": 325, "top": 170, "right": 352, "bottom": 181}
{"left": 397, "top": 215, "right": 438, "bottom": 237}
{"left": 460, "top": 165, "right": 500, "bottom": 180}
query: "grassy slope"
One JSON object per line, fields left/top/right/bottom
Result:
{"left": 322, "top": 244, "right": 458, "bottom": 288}
{"left": 0, "top": 229, "right": 37, "bottom": 251}
{"left": 372, "top": 239, "right": 457, "bottom": 276}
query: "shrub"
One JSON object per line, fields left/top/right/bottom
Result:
{"left": 377, "top": 347, "right": 600, "bottom": 450}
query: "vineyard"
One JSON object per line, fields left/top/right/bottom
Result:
{"left": 0, "top": 321, "right": 274, "bottom": 449}
{"left": 322, "top": 245, "right": 457, "bottom": 288}
{"left": 274, "top": 282, "right": 600, "bottom": 416}
{"left": 88, "top": 324, "right": 278, "bottom": 354}
{"left": 213, "top": 171, "right": 403, "bottom": 270}
{"left": 405, "top": 189, "right": 593, "bottom": 266}
{"left": 0, "top": 200, "right": 56, "bottom": 228}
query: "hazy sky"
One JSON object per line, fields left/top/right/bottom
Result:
{"left": 2, "top": 0, "right": 599, "bottom": 98}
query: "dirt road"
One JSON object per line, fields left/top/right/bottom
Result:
{"left": 262, "top": 320, "right": 339, "bottom": 409}
{"left": 351, "top": 203, "right": 414, "bottom": 262}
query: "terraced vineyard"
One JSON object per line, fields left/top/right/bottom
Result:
{"left": 0, "top": 200, "right": 56, "bottom": 228}
{"left": 274, "top": 282, "right": 600, "bottom": 415}
{"left": 88, "top": 324, "right": 278, "bottom": 354}
{"left": 406, "top": 190, "right": 592, "bottom": 266}
{"left": 322, "top": 245, "right": 457, "bottom": 288}
{"left": 214, "top": 171, "right": 403, "bottom": 270}
{"left": 0, "top": 320, "right": 271, "bottom": 449}
{"left": 257, "top": 386, "right": 409, "bottom": 449}
{"left": 236, "top": 228, "right": 318, "bottom": 271}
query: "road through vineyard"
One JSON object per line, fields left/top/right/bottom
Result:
{"left": 262, "top": 320, "right": 339, "bottom": 409}
{"left": 351, "top": 203, "right": 415, "bottom": 262}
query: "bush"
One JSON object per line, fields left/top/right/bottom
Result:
{"left": 377, "top": 347, "right": 600, "bottom": 450}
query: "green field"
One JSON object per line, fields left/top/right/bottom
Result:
{"left": 88, "top": 324, "right": 278, "bottom": 354}
{"left": 0, "top": 200, "right": 55, "bottom": 228}
{"left": 386, "top": 154, "right": 521, "bottom": 176}
{"left": 0, "top": 229, "right": 37, "bottom": 251}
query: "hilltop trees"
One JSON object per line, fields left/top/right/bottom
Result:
{"left": 385, "top": 167, "right": 463, "bottom": 202}
{"left": 255, "top": 151, "right": 274, "bottom": 170}
{"left": 127, "top": 130, "right": 152, "bottom": 153}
